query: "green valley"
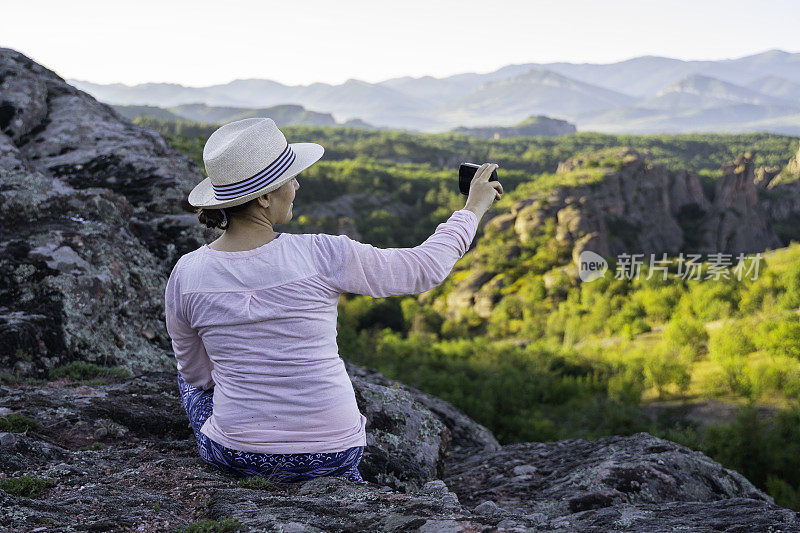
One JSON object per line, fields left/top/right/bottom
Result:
{"left": 154, "top": 118, "right": 800, "bottom": 509}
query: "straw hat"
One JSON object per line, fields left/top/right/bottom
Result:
{"left": 188, "top": 118, "right": 324, "bottom": 209}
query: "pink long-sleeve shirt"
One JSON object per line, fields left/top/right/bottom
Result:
{"left": 164, "top": 208, "right": 479, "bottom": 454}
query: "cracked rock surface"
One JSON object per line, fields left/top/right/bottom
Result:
{"left": 1, "top": 369, "right": 799, "bottom": 532}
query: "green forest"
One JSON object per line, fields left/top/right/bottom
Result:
{"left": 143, "top": 115, "right": 800, "bottom": 510}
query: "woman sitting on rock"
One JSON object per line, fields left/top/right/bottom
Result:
{"left": 164, "top": 117, "right": 502, "bottom": 483}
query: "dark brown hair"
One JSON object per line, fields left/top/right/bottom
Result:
{"left": 180, "top": 197, "right": 262, "bottom": 230}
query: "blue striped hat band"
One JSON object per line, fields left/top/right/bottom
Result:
{"left": 212, "top": 144, "right": 297, "bottom": 201}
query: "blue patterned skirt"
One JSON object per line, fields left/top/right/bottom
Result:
{"left": 176, "top": 371, "right": 365, "bottom": 483}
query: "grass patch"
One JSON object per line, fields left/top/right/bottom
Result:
{"left": 48, "top": 361, "right": 133, "bottom": 381}
{"left": 238, "top": 476, "right": 278, "bottom": 490}
{"left": 0, "top": 476, "right": 55, "bottom": 498}
{"left": 526, "top": 167, "right": 611, "bottom": 194}
{"left": 0, "top": 373, "right": 48, "bottom": 385}
{"left": 0, "top": 413, "right": 38, "bottom": 433}
{"left": 176, "top": 516, "right": 244, "bottom": 533}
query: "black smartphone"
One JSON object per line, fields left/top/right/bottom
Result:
{"left": 459, "top": 163, "right": 498, "bottom": 195}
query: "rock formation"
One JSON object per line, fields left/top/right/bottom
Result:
{"left": 0, "top": 47, "right": 214, "bottom": 381}
{"left": 2, "top": 365, "right": 799, "bottom": 532}
{"left": 484, "top": 147, "right": 782, "bottom": 268}
{"left": 445, "top": 148, "right": 789, "bottom": 320}
{"left": 760, "top": 143, "right": 800, "bottom": 234}
{"left": 451, "top": 115, "right": 577, "bottom": 140}
{"left": 784, "top": 144, "right": 800, "bottom": 178}
{"left": 2, "top": 47, "right": 800, "bottom": 531}
{"left": 696, "top": 154, "right": 783, "bottom": 255}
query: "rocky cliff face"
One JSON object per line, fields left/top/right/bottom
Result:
{"left": 485, "top": 148, "right": 783, "bottom": 268}
{"left": 759, "top": 144, "right": 800, "bottom": 236}
{"left": 697, "top": 154, "right": 784, "bottom": 255}
{"left": 446, "top": 148, "right": 790, "bottom": 319}
{"left": 1, "top": 48, "right": 799, "bottom": 531}
{"left": 0, "top": 47, "right": 213, "bottom": 379}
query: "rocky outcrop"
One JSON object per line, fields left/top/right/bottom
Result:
{"left": 1, "top": 367, "right": 797, "bottom": 532}
{"left": 755, "top": 165, "right": 782, "bottom": 189}
{"left": 452, "top": 115, "right": 577, "bottom": 140}
{"left": 510, "top": 150, "right": 690, "bottom": 261}
{"left": 697, "top": 154, "right": 782, "bottom": 255}
{"left": 443, "top": 432, "right": 792, "bottom": 530}
{"left": 443, "top": 148, "right": 786, "bottom": 319}
{"left": 760, "top": 144, "right": 800, "bottom": 233}
{"left": 486, "top": 148, "right": 781, "bottom": 268}
{"left": 0, "top": 47, "right": 217, "bottom": 380}
{"left": 0, "top": 361, "right": 498, "bottom": 492}
{"left": 345, "top": 360, "right": 501, "bottom": 458}
{"left": 784, "top": 144, "right": 800, "bottom": 178}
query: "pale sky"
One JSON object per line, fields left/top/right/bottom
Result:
{"left": 2, "top": 0, "right": 798, "bottom": 87}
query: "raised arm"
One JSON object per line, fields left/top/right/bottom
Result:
{"left": 164, "top": 262, "right": 215, "bottom": 390}
{"left": 311, "top": 208, "right": 479, "bottom": 298}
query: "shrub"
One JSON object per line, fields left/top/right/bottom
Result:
{"left": 176, "top": 516, "right": 244, "bottom": 533}
{"left": 0, "top": 413, "right": 38, "bottom": 433}
{"left": 781, "top": 260, "right": 800, "bottom": 309}
{"left": 0, "top": 476, "right": 55, "bottom": 498}
{"left": 643, "top": 344, "right": 692, "bottom": 399}
{"left": 709, "top": 322, "right": 755, "bottom": 359}
{"left": 766, "top": 476, "right": 800, "bottom": 510}
{"left": 607, "top": 360, "right": 646, "bottom": 404}
{"left": 753, "top": 316, "right": 800, "bottom": 360}
{"left": 662, "top": 315, "right": 709, "bottom": 360}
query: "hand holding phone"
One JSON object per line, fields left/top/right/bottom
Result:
{"left": 462, "top": 163, "right": 502, "bottom": 219}
{"left": 459, "top": 163, "right": 499, "bottom": 195}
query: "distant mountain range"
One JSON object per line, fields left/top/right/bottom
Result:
{"left": 111, "top": 103, "right": 380, "bottom": 129}
{"left": 70, "top": 50, "right": 800, "bottom": 134}
{"left": 115, "top": 103, "right": 574, "bottom": 140}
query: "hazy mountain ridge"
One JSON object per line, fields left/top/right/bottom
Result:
{"left": 648, "top": 74, "right": 789, "bottom": 107}
{"left": 434, "top": 69, "right": 636, "bottom": 127}
{"left": 746, "top": 75, "right": 800, "bottom": 100}
{"left": 443, "top": 49, "right": 800, "bottom": 97}
{"left": 112, "top": 102, "right": 381, "bottom": 129}
{"left": 68, "top": 50, "right": 800, "bottom": 134}
{"left": 451, "top": 115, "right": 577, "bottom": 139}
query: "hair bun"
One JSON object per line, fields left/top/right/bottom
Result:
{"left": 191, "top": 196, "right": 258, "bottom": 230}
{"left": 197, "top": 208, "right": 227, "bottom": 230}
